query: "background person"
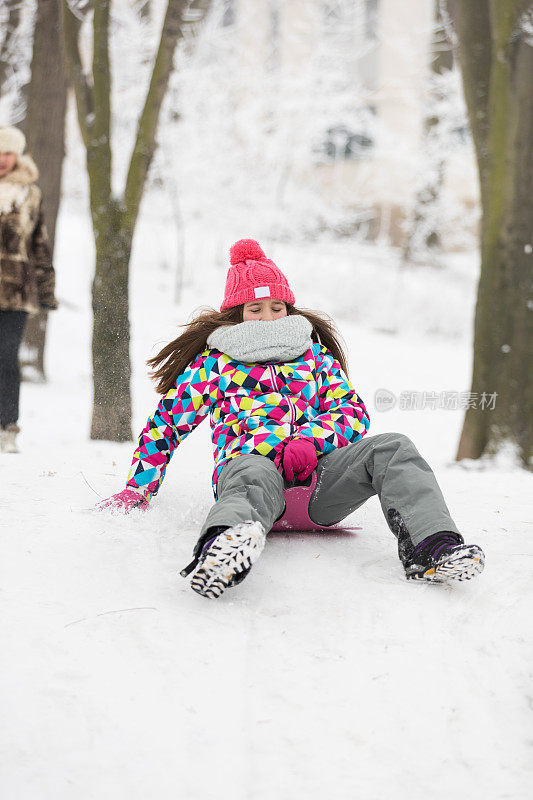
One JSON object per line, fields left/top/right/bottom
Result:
{"left": 0, "top": 126, "right": 58, "bottom": 454}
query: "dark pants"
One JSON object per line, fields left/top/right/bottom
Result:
{"left": 200, "top": 433, "right": 460, "bottom": 556}
{"left": 0, "top": 310, "right": 28, "bottom": 427}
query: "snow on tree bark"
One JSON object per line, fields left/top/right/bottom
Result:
{"left": 449, "top": 0, "right": 533, "bottom": 469}
{"left": 61, "top": 0, "right": 212, "bottom": 441}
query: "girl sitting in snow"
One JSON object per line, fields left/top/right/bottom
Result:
{"left": 98, "top": 239, "right": 485, "bottom": 598}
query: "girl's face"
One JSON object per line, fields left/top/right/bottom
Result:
{"left": 0, "top": 152, "right": 17, "bottom": 178}
{"left": 242, "top": 298, "right": 287, "bottom": 322}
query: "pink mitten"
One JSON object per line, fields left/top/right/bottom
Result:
{"left": 95, "top": 488, "right": 149, "bottom": 514}
{"left": 279, "top": 438, "right": 318, "bottom": 482}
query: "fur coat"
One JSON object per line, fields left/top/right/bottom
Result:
{"left": 0, "top": 155, "right": 58, "bottom": 314}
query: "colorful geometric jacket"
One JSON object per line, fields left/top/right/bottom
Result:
{"left": 126, "top": 343, "right": 370, "bottom": 499}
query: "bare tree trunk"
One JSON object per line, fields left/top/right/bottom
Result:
{"left": 21, "top": 0, "right": 69, "bottom": 382}
{"left": 449, "top": 0, "right": 533, "bottom": 468}
{"left": 61, "top": 0, "right": 212, "bottom": 441}
{"left": 25, "top": 0, "right": 68, "bottom": 254}
{"left": 91, "top": 204, "right": 133, "bottom": 440}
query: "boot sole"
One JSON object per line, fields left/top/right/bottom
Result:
{"left": 406, "top": 545, "right": 485, "bottom": 584}
{"left": 191, "top": 522, "right": 266, "bottom": 599}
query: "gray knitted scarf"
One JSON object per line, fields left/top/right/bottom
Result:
{"left": 207, "top": 315, "right": 314, "bottom": 363}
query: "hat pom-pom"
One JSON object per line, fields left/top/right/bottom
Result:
{"left": 230, "top": 239, "right": 266, "bottom": 265}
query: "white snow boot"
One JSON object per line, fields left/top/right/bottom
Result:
{"left": 404, "top": 532, "right": 485, "bottom": 583}
{"left": 184, "top": 521, "right": 266, "bottom": 599}
{"left": 0, "top": 423, "right": 20, "bottom": 454}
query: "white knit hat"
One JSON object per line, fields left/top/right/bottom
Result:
{"left": 0, "top": 126, "right": 26, "bottom": 155}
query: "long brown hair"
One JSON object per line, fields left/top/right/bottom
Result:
{"left": 147, "top": 304, "right": 349, "bottom": 395}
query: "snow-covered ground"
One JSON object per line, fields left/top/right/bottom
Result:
{"left": 1, "top": 207, "right": 532, "bottom": 800}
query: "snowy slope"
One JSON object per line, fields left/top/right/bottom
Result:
{"left": 1, "top": 208, "right": 532, "bottom": 800}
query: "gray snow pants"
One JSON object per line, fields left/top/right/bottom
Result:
{"left": 200, "top": 432, "right": 461, "bottom": 552}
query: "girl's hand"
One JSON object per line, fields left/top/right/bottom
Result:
{"left": 278, "top": 438, "right": 317, "bottom": 482}
{"left": 95, "top": 488, "right": 149, "bottom": 514}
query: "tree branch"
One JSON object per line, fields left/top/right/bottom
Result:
{"left": 91, "top": 0, "right": 112, "bottom": 206}
{"left": 61, "top": 0, "right": 94, "bottom": 148}
{"left": 122, "top": 0, "right": 211, "bottom": 235}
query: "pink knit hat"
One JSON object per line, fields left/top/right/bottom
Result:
{"left": 221, "top": 239, "right": 295, "bottom": 311}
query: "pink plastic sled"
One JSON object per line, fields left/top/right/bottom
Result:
{"left": 271, "top": 472, "right": 361, "bottom": 533}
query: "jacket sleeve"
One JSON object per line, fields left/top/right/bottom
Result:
{"left": 126, "top": 350, "right": 221, "bottom": 498}
{"left": 30, "top": 200, "right": 58, "bottom": 310}
{"left": 295, "top": 346, "right": 370, "bottom": 455}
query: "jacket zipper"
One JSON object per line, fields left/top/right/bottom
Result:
{"left": 268, "top": 364, "right": 295, "bottom": 435}
{"left": 287, "top": 396, "right": 296, "bottom": 434}
{"left": 268, "top": 364, "right": 277, "bottom": 390}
